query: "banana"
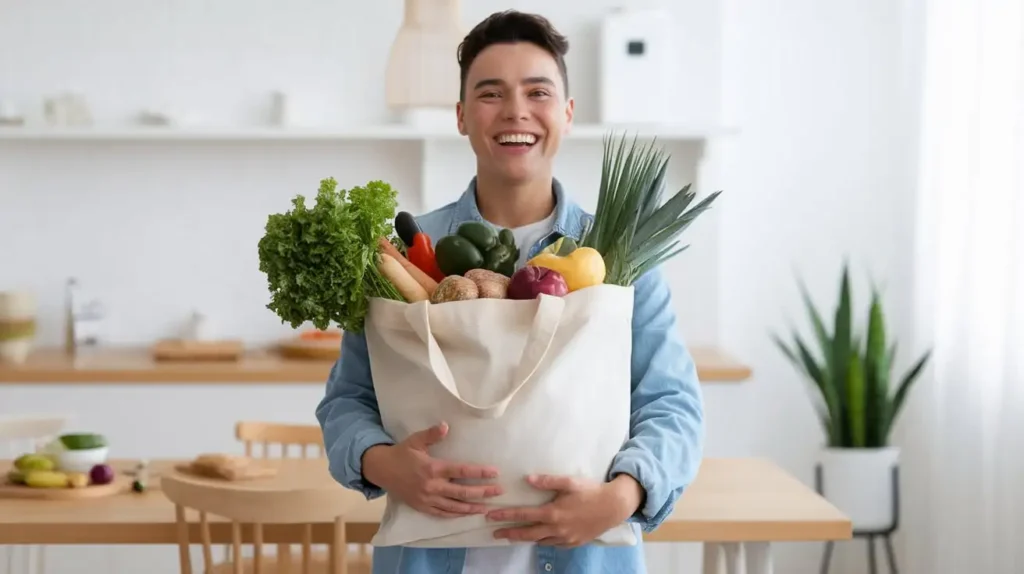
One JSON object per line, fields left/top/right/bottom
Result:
{"left": 24, "top": 470, "right": 70, "bottom": 489}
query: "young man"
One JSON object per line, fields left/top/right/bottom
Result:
{"left": 315, "top": 10, "right": 705, "bottom": 574}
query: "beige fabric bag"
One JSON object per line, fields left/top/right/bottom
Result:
{"left": 364, "top": 285, "right": 638, "bottom": 548}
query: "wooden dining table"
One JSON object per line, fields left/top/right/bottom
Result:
{"left": 0, "top": 457, "right": 850, "bottom": 574}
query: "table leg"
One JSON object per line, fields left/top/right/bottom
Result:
{"left": 702, "top": 543, "right": 748, "bottom": 574}
{"left": 723, "top": 543, "right": 743, "bottom": 573}
{"left": 702, "top": 543, "right": 722, "bottom": 574}
{"left": 743, "top": 542, "right": 773, "bottom": 574}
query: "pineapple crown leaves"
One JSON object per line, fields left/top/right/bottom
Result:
{"left": 580, "top": 132, "right": 723, "bottom": 285}
{"left": 771, "top": 260, "right": 932, "bottom": 448}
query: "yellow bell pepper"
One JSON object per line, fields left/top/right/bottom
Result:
{"left": 526, "top": 246, "right": 606, "bottom": 292}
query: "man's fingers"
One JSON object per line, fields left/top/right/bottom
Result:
{"left": 526, "top": 474, "right": 577, "bottom": 492}
{"left": 493, "top": 524, "right": 557, "bottom": 542}
{"left": 430, "top": 496, "right": 488, "bottom": 515}
{"left": 423, "top": 505, "right": 463, "bottom": 519}
{"left": 434, "top": 481, "right": 504, "bottom": 501}
{"left": 536, "top": 537, "right": 572, "bottom": 548}
{"left": 486, "top": 506, "right": 553, "bottom": 524}
{"left": 406, "top": 421, "right": 449, "bottom": 450}
{"left": 438, "top": 462, "right": 500, "bottom": 480}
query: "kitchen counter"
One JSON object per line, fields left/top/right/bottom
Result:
{"left": 0, "top": 345, "right": 752, "bottom": 384}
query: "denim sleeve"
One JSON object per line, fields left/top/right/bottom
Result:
{"left": 314, "top": 331, "right": 396, "bottom": 500}
{"left": 607, "top": 267, "right": 706, "bottom": 532}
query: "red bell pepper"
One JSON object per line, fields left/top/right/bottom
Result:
{"left": 394, "top": 211, "right": 446, "bottom": 283}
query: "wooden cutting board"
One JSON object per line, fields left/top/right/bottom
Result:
{"left": 0, "top": 476, "right": 128, "bottom": 500}
{"left": 277, "top": 332, "right": 342, "bottom": 361}
{"left": 152, "top": 339, "right": 244, "bottom": 361}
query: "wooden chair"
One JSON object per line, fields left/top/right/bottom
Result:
{"left": 235, "top": 421, "right": 325, "bottom": 459}
{"left": 0, "top": 414, "right": 69, "bottom": 574}
{"left": 234, "top": 421, "right": 371, "bottom": 570}
{"left": 162, "top": 470, "right": 360, "bottom": 574}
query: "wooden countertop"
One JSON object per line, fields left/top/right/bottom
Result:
{"left": 0, "top": 345, "right": 752, "bottom": 384}
{"left": 0, "top": 457, "right": 849, "bottom": 545}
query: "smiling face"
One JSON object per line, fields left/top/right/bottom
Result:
{"left": 457, "top": 41, "right": 574, "bottom": 185}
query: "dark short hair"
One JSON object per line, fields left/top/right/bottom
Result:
{"left": 456, "top": 10, "right": 570, "bottom": 101}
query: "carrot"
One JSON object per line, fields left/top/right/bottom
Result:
{"left": 378, "top": 237, "right": 439, "bottom": 295}
{"left": 378, "top": 253, "right": 430, "bottom": 303}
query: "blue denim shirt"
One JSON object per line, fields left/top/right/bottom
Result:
{"left": 315, "top": 177, "right": 705, "bottom": 574}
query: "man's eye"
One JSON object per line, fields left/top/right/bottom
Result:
{"left": 530, "top": 90, "right": 550, "bottom": 98}
{"left": 480, "top": 92, "right": 500, "bottom": 99}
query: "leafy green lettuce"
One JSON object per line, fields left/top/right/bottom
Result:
{"left": 257, "top": 177, "right": 403, "bottom": 333}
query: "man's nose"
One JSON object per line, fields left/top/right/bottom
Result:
{"left": 502, "top": 93, "right": 529, "bottom": 120}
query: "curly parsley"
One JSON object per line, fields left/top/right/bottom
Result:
{"left": 257, "top": 177, "right": 403, "bottom": 333}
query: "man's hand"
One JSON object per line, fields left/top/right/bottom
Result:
{"left": 362, "top": 421, "right": 504, "bottom": 518}
{"left": 486, "top": 474, "right": 644, "bottom": 547}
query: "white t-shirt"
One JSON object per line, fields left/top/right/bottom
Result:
{"left": 463, "top": 211, "right": 555, "bottom": 574}
{"left": 508, "top": 210, "right": 556, "bottom": 270}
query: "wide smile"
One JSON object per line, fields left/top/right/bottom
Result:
{"left": 493, "top": 132, "right": 540, "bottom": 150}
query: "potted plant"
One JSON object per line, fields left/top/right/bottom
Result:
{"left": 772, "top": 262, "right": 931, "bottom": 531}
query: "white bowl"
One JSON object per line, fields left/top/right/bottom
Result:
{"left": 56, "top": 446, "right": 109, "bottom": 473}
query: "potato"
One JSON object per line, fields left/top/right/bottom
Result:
{"left": 430, "top": 275, "right": 479, "bottom": 303}
{"left": 464, "top": 269, "right": 510, "bottom": 299}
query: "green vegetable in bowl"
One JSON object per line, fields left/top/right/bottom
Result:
{"left": 59, "top": 433, "right": 107, "bottom": 450}
{"left": 257, "top": 177, "right": 405, "bottom": 334}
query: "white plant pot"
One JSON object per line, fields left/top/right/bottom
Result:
{"left": 0, "top": 291, "right": 35, "bottom": 364}
{"left": 818, "top": 446, "right": 899, "bottom": 532}
{"left": 0, "top": 339, "right": 32, "bottom": 364}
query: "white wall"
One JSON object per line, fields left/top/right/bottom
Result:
{"left": 0, "top": 0, "right": 921, "bottom": 573}
{"left": 717, "top": 0, "right": 922, "bottom": 572}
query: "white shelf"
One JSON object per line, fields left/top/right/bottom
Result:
{"left": 0, "top": 123, "right": 738, "bottom": 142}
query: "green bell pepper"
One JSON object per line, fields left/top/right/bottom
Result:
{"left": 435, "top": 222, "right": 520, "bottom": 278}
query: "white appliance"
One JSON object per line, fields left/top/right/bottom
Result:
{"left": 599, "top": 8, "right": 675, "bottom": 125}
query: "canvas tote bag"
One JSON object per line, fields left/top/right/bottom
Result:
{"left": 364, "top": 284, "right": 639, "bottom": 548}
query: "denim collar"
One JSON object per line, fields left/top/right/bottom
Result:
{"left": 449, "top": 176, "right": 590, "bottom": 240}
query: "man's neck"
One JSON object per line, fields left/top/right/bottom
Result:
{"left": 474, "top": 171, "right": 556, "bottom": 229}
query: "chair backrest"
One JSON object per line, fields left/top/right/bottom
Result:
{"left": 162, "top": 472, "right": 353, "bottom": 574}
{"left": 0, "top": 415, "right": 69, "bottom": 458}
{"left": 235, "top": 421, "right": 325, "bottom": 459}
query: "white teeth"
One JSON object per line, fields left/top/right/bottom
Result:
{"left": 496, "top": 133, "right": 537, "bottom": 144}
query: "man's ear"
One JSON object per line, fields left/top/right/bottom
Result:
{"left": 456, "top": 101, "right": 467, "bottom": 135}
{"left": 564, "top": 97, "right": 575, "bottom": 131}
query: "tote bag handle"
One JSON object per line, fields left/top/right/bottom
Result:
{"left": 403, "top": 294, "right": 566, "bottom": 419}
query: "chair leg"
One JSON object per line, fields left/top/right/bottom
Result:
{"left": 819, "top": 541, "right": 834, "bottom": 574}
{"left": 883, "top": 535, "right": 898, "bottom": 574}
{"left": 867, "top": 535, "right": 878, "bottom": 574}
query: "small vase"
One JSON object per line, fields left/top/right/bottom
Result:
{"left": 818, "top": 446, "right": 900, "bottom": 532}
{"left": 0, "top": 291, "right": 37, "bottom": 364}
{"left": 385, "top": 0, "right": 466, "bottom": 110}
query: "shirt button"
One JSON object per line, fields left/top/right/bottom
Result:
{"left": 544, "top": 564, "right": 553, "bottom": 572}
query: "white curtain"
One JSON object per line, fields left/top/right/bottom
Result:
{"left": 901, "top": 0, "right": 1024, "bottom": 572}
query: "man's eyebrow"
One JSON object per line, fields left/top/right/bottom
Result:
{"left": 472, "top": 76, "right": 556, "bottom": 90}
{"left": 522, "top": 76, "right": 555, "bottom": 86}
